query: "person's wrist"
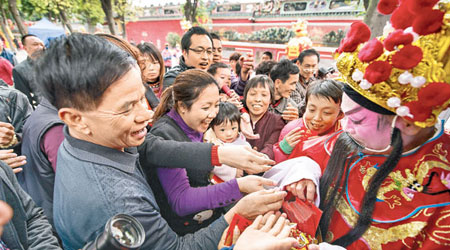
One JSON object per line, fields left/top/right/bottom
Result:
{"left": 224, "top": 205, "right": 238, "bottom": 224}
{"left": 279, "top": 138, "right": 293, "bottom": 154}
{"left": 0, "top": 134, "right": 17, "bottom": 149}
{"left": 236, "top": 177, "right": 246, "bottom": 193}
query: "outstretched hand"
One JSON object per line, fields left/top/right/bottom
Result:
{"left": 218, "top": 145, "right": 274, "bottom": 174}
{"left": 237, "top": 175, "right": 276, "bottom": 194}
{"left": 229, "top": 189, "right": 287, "bottom": 220}
{"left": 285, "top": 179, "right": 316, "bottom": 203}
{"left": 0, "top": 149, "right": 26, "bottom": 173}
{"left": 281, "top": 103, "right": 299, "bottom": 122}
{"left": 239, "top": 54, "right": 254, "bottom": 81}
{"left": 234, "top": 212, "right": 299, "bottom": 250}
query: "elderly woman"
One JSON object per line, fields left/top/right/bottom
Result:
{"left": 243, "top": 75, "right": 285, "bottom": 160}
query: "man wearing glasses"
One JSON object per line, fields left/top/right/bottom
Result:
{"left": 163, "top": 27, "right": 213, "bottom": 90}
{"left": 210, "top": 33, "right": 223, "bottom": 63}
{"left": 292, "top": 48, "right": 320, "bottom": 116}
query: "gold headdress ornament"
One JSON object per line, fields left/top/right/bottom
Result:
{"left": 335, "top": 0, "right": 450, "bottom": 128}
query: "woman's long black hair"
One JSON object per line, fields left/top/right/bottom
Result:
{"left": 319, "top": 126, "right": 403, "bottom": 247}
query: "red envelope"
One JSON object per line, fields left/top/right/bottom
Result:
{"left": 224, "top": 214, "right": 252, "bottom": 246}
{"left": 282, "top": 192, "right": 323, "bottom": 237}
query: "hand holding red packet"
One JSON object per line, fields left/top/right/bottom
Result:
{"left": 224, "top": 214, "right": 252, "bottom": 246}
{"left": 282, "top": 192, "right": 322, "bottom": 237}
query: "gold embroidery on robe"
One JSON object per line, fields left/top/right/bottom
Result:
{"left": 335, "top": 196, "right": 427, "bottom": 250}
{"left": 427, "top": 209, "right": 450, "bottom": 246}
{"left": 360, "top": 143, "right": 450, "bottom": 207}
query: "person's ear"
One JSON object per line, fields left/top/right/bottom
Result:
{"left": 274, "top": 79, "right": 282, "bottom": 88}
{"left": 182, "top": 49, "right": 188, "bottom": 59}
{"left": 396, "top": 117, "right": 421, "bottom": 136}
{"left": 337, "top": 110, "right": 345, "bottom": 120}
{"left": 58, "top": 108, "right": 91, "bottom": 135}
{"left": 177, "top": 101, "right": 188, "bottom": 114}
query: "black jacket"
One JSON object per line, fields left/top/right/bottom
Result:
{"left": 12, "top": 57, "right": 41, "bottom": 109}
{"left": 18, "top": 99, "right": 63, "bottom": 228}
{"left": 163, "top": 56, "right": 194, "bottom": 90}
{"left": 0, "top": 80, "right": 32, "bottom": 153}
{"left": 0, "top": 161, "right": 61, "bottom": 249}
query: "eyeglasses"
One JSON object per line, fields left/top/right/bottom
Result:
{"left": 188, "top": 47, "right": 213, "bottom": 55}
{"left": 301, "top": 65, "right": 318, "bottom": 70}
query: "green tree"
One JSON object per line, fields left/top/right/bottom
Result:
{"left": 24, "top": 0, "right": 74, "bottom": 33}
{"left": 115, "top": 0, "right": 126, "bottom": 37}
{"left": 183, "top": 0, "right": 199, "bottom": 24}
{"left": 101, "top": 0, "right": 116, "bottom": 35}
{"left": 75, "top": 0, "right": 105, "bottom": 32}
{"left": 7, "top": 0, "right": 27, "bottom": 35}
{"left": 182, "top": 0, "right": 210, "bottom": 27}
{"left": 0, "top": 0, "right": 15, "bottom": 49}
{"left": 114, "top": 0, "right": 140, "bottom": 38}
{"left": 166, "top": 32, "right": 180, "bottom": 48}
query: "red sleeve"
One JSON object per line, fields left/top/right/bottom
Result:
{"left": 40, "top": 124, "right": 65, "bottom": 172}
{"left": 4, "top": 60, "right": 13, "bottom": 72}
{"left": 211, "top": 145, "right": 221, "bottom": 166}
{"left": 0, "top": 59, "right": 13, "bottom": 86}
{"left": 289, "top": 134, "right": 335, "bottom": 174}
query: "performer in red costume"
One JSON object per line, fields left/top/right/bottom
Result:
{"left": 265, "top": 1, "right": 450, "bottom": 249}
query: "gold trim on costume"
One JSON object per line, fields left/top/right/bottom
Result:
{"left": 335, "top": 196, "right": 427, "bottom": 250}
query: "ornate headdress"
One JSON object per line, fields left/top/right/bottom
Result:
{"left": 335, "top": 0, "right": 450, "bottom": 128}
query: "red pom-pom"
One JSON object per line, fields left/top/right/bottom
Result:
{"left": 405, "top": 101, "right": 432, "bottom": 122}
{"left": 337, "top": 38, "right": 361, "bottom": 53}
{"left": 406, "top": 82, "right": 450, "bottom": 122}
{"left": 337, "top": 22, "right": 371, "bottom": 53}
{"left": 378, "top": 0, "right": 399, "bottom": 15}
{"left": 364, "top": 61, "right": 392, "bottom": 84}
{"left": 384, "top": 30, "right": 413, "bottom": 51}
{"left": 390, "top": 3, "right": 414, "bottom": 29}
{"left": 412, "top": 9, "right": 444, "bottom": 36}
{"left": 417, "top": 82, "right": 450, "bottom": 107}
{"left": 358, "top": 39, "right": 384, "bottom": 62}
{"left": 391, "top": 45, "right": 423, "bottom": 70}
{"left": 406, "top": 0, "right": 439, "bottom": 14}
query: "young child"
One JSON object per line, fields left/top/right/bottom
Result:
{"left": 273, "top": 79, "right": 343, "bottom": 163}
{"left": 208, "top": 63, "right": 259, "bottom": 140}
{"left": 204, "top": 102, "right": 250, "bottom": 182}
{"left": 208, "top": 63, "right": 242, "bottom": 108}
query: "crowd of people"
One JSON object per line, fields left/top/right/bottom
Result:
{"left": 0, "top": 1, "right": 449, "bottom": 249}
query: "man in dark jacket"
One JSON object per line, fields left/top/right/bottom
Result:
{"left": 163, "top": 27, "right": 213, "bottom": 90}
{"left": 13, "top": 34, "right": 45, "bottom": 108}
{"left": 18, "top": 98, "right": 64, "bottom": 229}
{"left": 0, "top": 160, "right": 61, "bottom": 249}
{"left": 0, "top": 80, "right": 32, "bottom": 154}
